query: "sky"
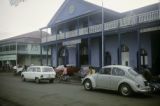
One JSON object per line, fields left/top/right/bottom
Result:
{"left": 0, "top": 0, "right": 159, "bottom": 40}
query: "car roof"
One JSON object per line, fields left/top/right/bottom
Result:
{"left": 102, "top": 65, "right": 131, "bottom": 70}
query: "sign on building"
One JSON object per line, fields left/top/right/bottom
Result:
{"left": 63, "top": 39, "right": 81, "bottom": 46}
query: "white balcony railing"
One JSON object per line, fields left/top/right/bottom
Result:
{"left": 42, "top": 9, "right": 160, "bottom": 43}
{"left": 79, "top": 27, "right": 88, "bottom": 35}
{"left": 89, "top": 24, "right": 102, "bottom": 33}
{"left": 119, "top": 15, "right": 137, "bottom": 27}
{"left": 138, "top": 10, "right": 160, "bottom": 23}
{"left": 66, "top": 30, "right": 78, "bottom": 38}
{"left": 57, "top": 33, "right": 65, "bottom": 40}
{"left": 47, "top": 35, "right": 56, "bottom": 42}
{"left": 104, "top": 20, "right": 119, "bottom": 30}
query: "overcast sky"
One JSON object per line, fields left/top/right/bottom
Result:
{"left": 0, "top": 0, "right": 159, "bottom": 40}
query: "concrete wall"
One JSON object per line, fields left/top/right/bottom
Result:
{"left": 51, "top": 47, "right": 57, "bottom": 67}
{"left": 68, "top": 47, "right": 76, "bottom": 66}
{"left": 91, "top": 38, "right": 100, "bottom": 67}
{"left": 105, "top": 35, "right": 119, "bottom": 65}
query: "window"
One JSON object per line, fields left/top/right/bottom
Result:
{"left": 27, "top": 67, "right": 33, "bottom": 72}
{"left": 18, "top": 44, "right": 27, "bottom": 51}
{"left": 100, "top": 68, "right": 111, "bottom": 75}
{"left": 112, "top": 68, "right": 125, "bottom": 76}
{"left": 37, "top": 67, "right": 41, "bottom": 72}
{"left": 128, "top": 68, "right": 138, "bottom": 76}
{"left": 31, "top": 44, "right": 39, "bottom": 51}
{"left": 42, "top": 67, "right": 53, "bottom": 72}
{"left": 0, "top": 47, "right": 2, "bottom": 52}
{"left": 32, "top": 68, "right": 36, "bottom": 72}
{"left": 10, "top": 45, "right": 16, "bottom": 51}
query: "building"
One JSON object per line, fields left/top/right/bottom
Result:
{"left": 42, "top": 0, "right": 160, "bottom": 74}
{"left": 0, "top": 31, "right": 51, "bottom": 71}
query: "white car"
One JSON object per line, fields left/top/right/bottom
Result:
{"left": 82, "top": 65, "right": 151, "bottom": 96}
{"left": 21, "top": 66, "right": 56, "bottom": 83}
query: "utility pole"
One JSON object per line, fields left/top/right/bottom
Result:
{"left": 101, "top": 0, "right": 104, "bottom": 67}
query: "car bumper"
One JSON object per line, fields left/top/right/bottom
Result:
{"left": 136, "top": 87, "right": 151, "bottom": 93}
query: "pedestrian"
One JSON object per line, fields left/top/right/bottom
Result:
{"left": 63, "top": 65, "right": 68, "bottom": 80}
{"left": 87, "top": 66, "right": 95, "bottom": 76}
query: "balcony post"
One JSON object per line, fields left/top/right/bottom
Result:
{"left": 76, "top": 43, "right": 80, "bottom": 67}
{"left": 40, "top": 29, "right": 43, "bottom": 66}
{"left": 101, "top": 1, "right": 104, "bottom": 67}
{"left": 118, "top": 33, "right": 121, "bottom": 65}
{"left": 46, "top": 46, "right": 48, "bottom": 66}
{"left": 137, "top": 29, "right": 141, "bottom": 71}
{"left": 88, "top": 38, "right": 91, "bottom": 65}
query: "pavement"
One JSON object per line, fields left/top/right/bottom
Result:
{"left": 0, "top": 73, "right": 160, "bottom": 106}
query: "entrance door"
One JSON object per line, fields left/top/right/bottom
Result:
{"left": 151, "top": 31, "right": 160, "bottom": 74}
{"left": 58, "top": 47, "right": 68, "bottom": 65}
{"left": 104, "top": 52, "right": 111, "bottom": 65}
{"left": 121, "top": 45, "right": 129, "bottom": 66}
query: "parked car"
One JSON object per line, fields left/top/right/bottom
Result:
{"left": 13, "top": 65, "right": 24, "bottom": 75}
{"left": 82, "top": 65, "right": 151, "bottom": 96}
{"left": 21, "top": 66, "right": 56, "bottom": 83}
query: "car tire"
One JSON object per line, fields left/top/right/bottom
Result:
{"left": 84, "top": 79, "right": 92, "bottom": 91}
{"left": 35, "top": 78, "right": 40, "bottom": 84}
{"left": 21, "top": 75, "right": 25, "bottom": 82}
{"left": 49, "top": 79, "right": 54, "bottom": 83}
{"left": 119, "top": 83, "right": 132, "bottom": 96}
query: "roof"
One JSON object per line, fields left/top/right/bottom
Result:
{"left": 122, "top": 3, "right": 160, "bottom": 17}
{"left": 103, "top": 65, "right": 132, "bottom": 70}
{"left": 48, "top": 0, "right": 120, "bottom": 27}
{"left": 0, "top": 31, "right": 49, "bottom": 45}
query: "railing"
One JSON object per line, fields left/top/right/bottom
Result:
{"left": 104, "top": 20, "right": 119, "bottom": 30}
{"left": 89, "top": 24, "right": 102, "bottom": 33}
{"left": 138, "top": 10, "right": 160, "bottom": 23}
{"left": 42, "top": 9, "right": 160, "bottom": 43}
{"left": 66, "top": 30, "right": 78, "bottom": 38}
{"left": 119, "top": 15, "right": 137, "bottom": 27}
{"left": 79, "top": 27, "right": 88, "bottom": 35}
{"left": 57, "top": 33, "right": 65, "bottom": 40}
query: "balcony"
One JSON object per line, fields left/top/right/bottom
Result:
{"left": 57, "top": 33, "right": 65, "bottom": 40}
{"left": 42, "top": 9, "right": 160, "bottom": 43}
{"left": 104, "top": 20, "right": 119, "bottom": 30}
{"left": 89, "top": 24, "right": 102, "bottom": 33}
{"left": 79, "top": 27, "right": 88, "bottom": 35}
{"left": 66, "top": 30, "right": 78, "bottom": 38}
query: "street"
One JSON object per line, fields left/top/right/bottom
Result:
{"left": 0, "top": 73, "right": 160, "bottom": 106}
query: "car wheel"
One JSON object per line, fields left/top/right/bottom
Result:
{"left": 84, "top": 79, "right": 92, "bottom": 91}
{"left": 21, "top": 75, "right": 25, "bottom": 82}
{"left": 35, "top": 78, "right": 40, "bottom": 84}
{"left": 49, "top": 79, "right": 54, "bottom": 83}
{"left": 119, "top": 83, "right": 132, "bottom": 96}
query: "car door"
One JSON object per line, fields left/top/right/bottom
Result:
{"left": 96, "top": 67, "right": 112, "bottom": 89}
{"left": 110, "top": 68, "right": 125, "bottom": 90}
{"left": 27, "top": 67, "right": 34, "bottom": 79}
{"left": 24, "top": 67, "right": 32, "bottom": 79}
{"left": 30, "top": 67, "right": 37, "bottom": 79}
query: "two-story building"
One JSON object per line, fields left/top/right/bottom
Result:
{"left": 0, "top": 31, "right": 51, "bottom": 71}
{"left": 42, "top": 0, "right": 160, "bottom": 74}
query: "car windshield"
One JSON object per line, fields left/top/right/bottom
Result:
{"left": 42, "top": 67, "right": 53, "bottom": 72}
{"left": 128, "top": 68, "right": 139, "bottom": 76}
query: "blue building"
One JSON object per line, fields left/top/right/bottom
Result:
{"left": 42, "top": 0, "right": 160, "bottom": 74}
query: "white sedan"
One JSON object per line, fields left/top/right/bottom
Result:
{"left": 21, "top": 66, "right": 56, "bottom": 83}
{"left": 82, "top": 65, "right": 151, "bottom": 96}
